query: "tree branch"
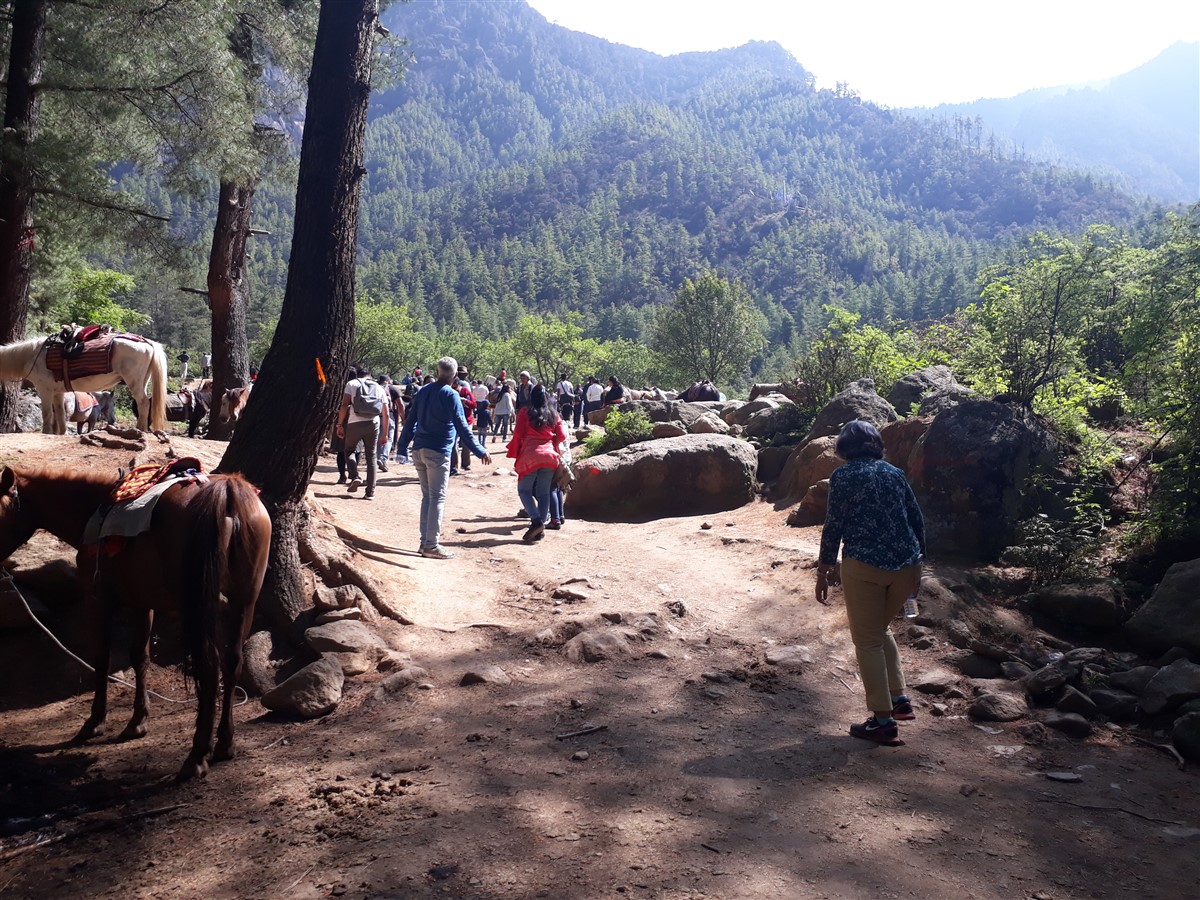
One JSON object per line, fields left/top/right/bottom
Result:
{"left": 36, "top": 187, "right": 171, "bottom": 222}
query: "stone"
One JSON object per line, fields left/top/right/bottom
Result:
{"left": 240, "top": 629, "right": 277, "bottom": 697}
{"left": 305, "top": 620, "right": 388, "bottom": 677}
{"left": 1139, "top": 659, "right": 1200, "bottom": 715}
{"left": 1001, "top": 661, "right": 1034, "bottom": 680}
{"left": 969, "top": 693, "right": 1027, "bottom": 722}
{"left": 725, "top": 398, "right": 779, "bottom": 427}
{"left": 1043, "top": 711, "right": 1092, "bottom": 738}
{"left": 772, "top": 435, "right": 842, "bottom": 505}
{"left": 1023, "top": 662, "right": 1082, "bottom": 699}
{"left": 552, "top": 587, "right": 588, "bottom": 602}
{"left": 911, "top": 636, "right": 937, "bottom": 650}
{"left": 651, "top": 422, "right": 687, "bottom": 439}
{"left": 755, "top": 444, "right": 795, "bottom": 482}
{"left": 910, "top": 668, "right": 958, "bottom": 695}
{"left": 380, "top": 666, "right": 430, "bottom": 694}
{"left": 1043, "top": 772, "right": 1083, "bottom": 783}
{"left": 1125, "top": 559, "right": 1200, "bottom": 654}
{"left": 917, "top": 384, "right": 976, "bottom": 417}
{"left": 689, "top": 414, "right": 729, "bottom": 436}
{"left": 765, "top": 645, "right": 814, "bottom": 669}
{"left": 1029, "top": 580, "right": 1127, "bottom": 629}
{"left": 1176, "top": 699, "right": 1200, "bottom": 717}
{"left": 785, "top": 479, "right": 831, "bottom": 527}
{"left": 1172, "top": 712, "right": 1200, "bottom": 763}
{"left": 951, "top": 651, "right": 1003, "bottom": 680}
{"left": 886, "top": 365, "right": 963, "bottom": 416}
{"left": 880, "top": 417, "right": 931, "bottom": 473}
{"left": 567, "top": 435, "right": 758, "bottom": 520}
{"left": 969, "top": 639, "right": 1017, "bottom": 662}
{"left": 572, "top": 750, "right": 589, "bottom": 762}
{"left": 1087, "top": 688, "right": 1138, "bottom": 720}
{"left": 907, "top": 399, "right": 1059, "bottom": 560}
{"left": 1157, "top": 647, "right": 1195, "bottom": 666}
{"left": 1107, "top": 665, "right": 1158, "bottom": 695}
{"left": 622, "top": 400, "right": 730, "bottom": 428}
{"left": 315, "top": 607, "right": 363, "bottom": 625}
{"left": 261, "top": 657, "right": 344, "bottom": 719}
{"left": 563, "top": 628, "right": 643, "bottom": 663}
{"left": 803, "top": 379, "right": 898, "bottom": 442}
{"left": 930, "top": 703, "right": 949, "bottom": 716}
{"left": 1055, "top": 685, "right": 1099, "bottom": 718}
{"left": 313, "top": 583, "right": 368, "bottom": 614}
{"left": 944, "top": 618, "right": 974, "bottom": 647}
{"left": 743, "top": 404, "right": 806, "bottom": 439}
{"left": 459, "top": 665, "right": 511, "bottom": 687}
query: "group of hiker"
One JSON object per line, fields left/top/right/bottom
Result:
{"left": 331, "top": 361, "right": 582, "bottom": 557}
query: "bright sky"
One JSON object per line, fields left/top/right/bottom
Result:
{"left": 525, "top": 0, "right": 1200, "bottom": 108}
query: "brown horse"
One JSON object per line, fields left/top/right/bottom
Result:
{"left": 0, "top": 465, "right": 271, "bottom": 781}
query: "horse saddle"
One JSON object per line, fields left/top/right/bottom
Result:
{"left": 45, "top": 326, "right": 117, "bottom": 385}
{"left": 82, "top": 458, "right": 208, "bottom": 552}
{"left": 111, "top": 457, "right": 205, "bottom": 505}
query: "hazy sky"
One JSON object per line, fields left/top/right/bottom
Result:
{"left": 525, "top": 0, "right": 1200, "bottom": 108}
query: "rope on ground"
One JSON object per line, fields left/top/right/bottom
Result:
{"left": 0, "top": 570, "right": 247, "bottom": 706}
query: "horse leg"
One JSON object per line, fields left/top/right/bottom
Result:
{"left": 118, "top": 610, "right": 154, "bottom": 741}
{"left": 73, "top": 590, "right": 115, "bottom": 743}
{"left": 176, "top": 641, "right": 219, "bottom": 782}
{"left": 212, "top": 605, "right": 248, "bottom": 763}
{"left": 132, "top": 387, "right": 149, "bottom": 431}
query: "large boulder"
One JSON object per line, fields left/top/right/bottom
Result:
{"left": 743, "top": 404, "right": 807, "bottom": 439}
{"left": 907, "top": 400, "right": 1058, "bottom": 560}
{"left": 261, "top": 657, "right": 344, "bottom": 719}
{"left": 773, "top": 435, "right": 842, "bottom": 505}
{"left": 880, "top": 417, "right": 931, "bottom": 474}
{"left": 725, "top": 398, "right": 781, "bottom": 427}
{"left": 1139, "top": 659, "right": 1200, "bottom": 715}
{"left": 1173, "top": 713, "right": 1200, "bottom": 763}
{"left": 689, "top": 414, "right": 730, "bottom": 436}
{"left": 803, "top": 379, "right": 898, "bottom": 442}
{"left": 785, "top": 479, "right": 830, "bottom": 527}
{"left": 16, "top": 391, "right": 42, "bottom": 433}
{"left": 1125, "top": 558, "right": 1200, "bottom": 654}
{"left": 1028, "top": 579, "right": 1127, "bottom": 629}
{"left": 622, "top": 400, "right": 727, "bottom": 428}
{"left": 918, "top": 385, "right": 976, "bottom": 417}
{"left": 886, "top": 365, "right": 962, "bottom": 416}
{"left": 567, "top": 434, "right": 757, "bottom": 520}
{"left": 756, "top": 445, "right": 796, "bottom": 482}
{"left": 304, "top": 620, "right": 389, "bottom": 676}
{"left": 651, "top": 422, "right": 687, "bottom": 439}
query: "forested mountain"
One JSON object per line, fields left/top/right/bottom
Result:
{"left": 910, "top": 42, "right": 1199, "bottom": 205}
{"left": 118, "top": 0, "right": 1165, "bottom": 366}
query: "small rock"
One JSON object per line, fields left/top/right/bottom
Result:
{"left": 572, "top": 750, "right": 589, "bottom": 762}
{"left": 1140, "top": 659, "right": 1200, "bottom": 715}
{"left": 910, "top": 668, "right": 957, "bottom": 695}
{"left": 945, "top": 687, "right": 969, "bottom": 700}
{"left": 1000, "top": 661, "right": 1033, "bottom": 680}
{"left": 700, "top": 522, "right": 712, "bottom": 530}
{"left": 911, "top": 636, "right": 937, "bottom": 650}
{"left": 701, "top": 671, "right": 733, "bottom": 684}
{"left": 765, "top": 645, "right": 814, "bottom": 669}
{"left": 1024, "top": 662, "right": 1081, "bottom": 699}
{"left": 969, "top": 639, "right": 1016, "bottom": 662}
{"left": 600, "top": 612, "right": 624, "bottom": 624}
{"left": 1043, "top": 772, "right": 1083, "bottom": 783}
{"left": 1087, "top": 688, "right": 1138, "bottom": 720}
{"left": 930, "top": 703, "right": 949, "bottom": 716}
{"left": 1055, "top": 685, "right": 1099, "bottom": 718}
{"left": 564, "top": 628, "right": 642, "bottom": 663}
{"left": 704, "top": 686, "right": 728, "bottom": 700}
{"left": 380, "top": 666, "right": 430, "bottom": 694}
{"left": 645, "top": 649, "right": 671, "bottom": 660}
{"left": 665, "top": 600, "right": 687, "bottom": 617}
{"left": 1043, "top": 711, "right": 1092, "bottom": 738}
{"left": 460, "top": 665, "right": 511, "bottom": 686}
{"left": 553, "top": 587, "right": 588, "bottom": 602}
{"left": 950, "top": 651, "right": 1003, "bottom": 680}
{"left": 314, "top": 606, "right": 363, "bottom": 625}
{"left": 261, "top": 657, "right": 344, "bottom": 719}
{"left": 969, "top": 693, "right": 1027, "bottom": 722}
{"left": 944, "top": 619, "right": 973, "bottom": 648}
{"left": 1107, "top": 665, "right": 1158, "bottom": 695}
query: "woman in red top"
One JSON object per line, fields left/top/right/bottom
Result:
{"left": 507, "top": 384, "right": 568, "bottom": 543}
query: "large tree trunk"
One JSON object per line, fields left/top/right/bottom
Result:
{"left": 0, "top": 0, "right": 47, "bottom": 432}
{"left": 205, "top": 178, "right": 256, "bottom": 440}
{"left": 219, "top": 0, "right": 378, "bottom": 631}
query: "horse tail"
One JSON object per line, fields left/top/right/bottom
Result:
{"left": 180, "top": 476, "right": 270, "bottom": 686}
{"left": 148, "top": 342, "right": 169, "bottom": 431}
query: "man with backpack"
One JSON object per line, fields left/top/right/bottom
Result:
{"left": 335, "top": 366, "right": 389, "bottom": 501}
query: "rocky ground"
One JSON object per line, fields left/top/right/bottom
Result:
{"left": 0, "top": 430, "right": 1198, "bottom": 899}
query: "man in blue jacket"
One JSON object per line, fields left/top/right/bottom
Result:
{"left": 396, "top": 356, "right": 492, "bottom": 559}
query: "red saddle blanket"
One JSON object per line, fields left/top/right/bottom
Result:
{"left": 44, "top": 334, "right": 116, "bottom": 383}
{"left": 111, "top": 457, "right": 204, "bottom": 505}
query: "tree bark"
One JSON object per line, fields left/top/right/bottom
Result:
{"left": 0, "top": 0, "right": 48, "bottom": 432}
{"left": 218, "top": 0, "right": 377, "bottom": 631}
{"left": 205, "top": 178, "right": 256, "bottom": 440}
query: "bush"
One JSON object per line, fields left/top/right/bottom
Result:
{"left": 1001, "top": 504, "right": 1106, "bottom": 586}
{"left": 581, "top": 407, "right": 653, "bottom": 457}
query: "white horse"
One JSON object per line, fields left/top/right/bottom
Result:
{"left": 0, "top": 335, "right": 168, "bottom": 434}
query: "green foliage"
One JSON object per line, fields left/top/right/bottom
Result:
{"left": 581, "top": 407, "right": 653, "bottom": 457}
{"left": 50, "top": 267, "right": 149, "bottom": 332}
{"left": 1001, "top": 504, "right": 1106, "bottom": 586}
{"left": 791, "top": 307, "right": 919, "bottom": 408}
{"left": 653, "top": 272, "right": 766, "bottom": 386}
{"left": 351, "top": 294, "right": 433, "bottom": 377}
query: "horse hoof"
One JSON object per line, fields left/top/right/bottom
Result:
{"left": 175, "top": 759, "right": 209, "bottom": 783}
{"left": 72, "top": 721, "right": 105, "bottom": 744}
{"left": 212, "top": 744, "right": 235, "bottom": 763}
{"left": 119, "top": 723, "right": 147, "bottom": 741}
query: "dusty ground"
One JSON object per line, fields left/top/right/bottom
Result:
{"left": 0, "top": 431, "right": 1197, "bottom": 900}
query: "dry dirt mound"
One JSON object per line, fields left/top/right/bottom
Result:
{"left": 1, "top": 434, "right": 1197, "bottom": 899}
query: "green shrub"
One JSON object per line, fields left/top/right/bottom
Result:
{"left": 1001, "top": 503, "right": 1106, "bottom": 586}
{"left": 581, "top": 407, "right": 653, "bottom": 457}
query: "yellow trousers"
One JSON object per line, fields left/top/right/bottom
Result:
{"left": 841, "top": 557, "right": 921, "bottom": 712}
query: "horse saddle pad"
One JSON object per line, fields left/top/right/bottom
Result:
{"left": 44, "top": 333, "right": 116, "bottom": 383}
{"left": 111, "top": 457, "right": 204, "bottom": 505}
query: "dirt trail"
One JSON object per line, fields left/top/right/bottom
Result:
{"left": 1, "top": 436, "right": 1197, "bottom": 899}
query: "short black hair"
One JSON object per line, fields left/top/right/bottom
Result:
{"left": 835, "top": 420, "right": 884, "bottom": 460}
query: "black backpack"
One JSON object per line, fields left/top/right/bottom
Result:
{"left": 351, "top": 378, "right": 386, "bottom": 417}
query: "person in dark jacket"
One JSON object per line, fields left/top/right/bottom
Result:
{"left": 815, "top": 420, "right": 925, "bottom": 745}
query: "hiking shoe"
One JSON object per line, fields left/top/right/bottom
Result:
{"left": 546, "top": 520, "right": 561, "bottom": 530}
{"left": 347, "top": 478, "right": 362, "bottom": 493}
{"left": 419, "top": 546, "right": 455, "bottom": 560}
{"left": 364, "top": 493, "right": 375, "bottom": 501}
{"left": 522, "top": 522, "right": 545, "bottom": 543}
{"left": 378, "top": 461, "right": 388, "bottom": 473}
{"left": 849, "top": 717, "right": 899, "bottom": 744}
{"left": 336, "top": 476, "right": 347, "bottom": 485}
{"left": 892, "top": 698, "right": 916, "bottom": 721}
